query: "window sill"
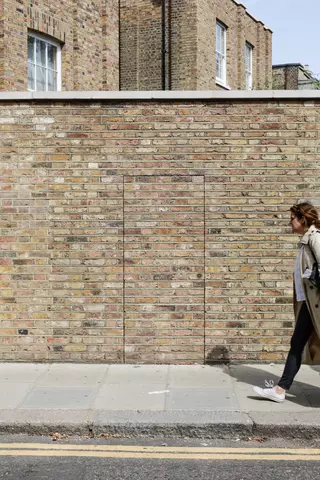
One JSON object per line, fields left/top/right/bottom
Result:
{"left": 215, "top": 79, "right": 231, "bottom": 90}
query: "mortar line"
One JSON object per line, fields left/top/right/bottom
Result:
{"left": 203, "top": 174, "right": 206, "bottom": 365}
{"left": 122, "top": 175, "right": 126, "bottom": 364}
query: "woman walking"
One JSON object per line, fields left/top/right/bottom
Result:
{"left": 253, "top": 202, "right": 320, "bottom": 402}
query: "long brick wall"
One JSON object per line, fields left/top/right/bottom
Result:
{"left": 0, "top": 92, "right": 319, "bottom": 364}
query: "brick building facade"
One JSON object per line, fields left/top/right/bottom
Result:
{"left": 0, "top": 0, "right": 271, "bottom": 92}
{"left": 120, "top": 0, "right": 272, "bottom": 91}
{"left": 0, "top": 0, "right": 120, "bottom": 91}
{"left": 273, "top": 64, "right": 318, "bottom": 90}
{"left": 0, "top": 90, "right": 319, "bottom": 364}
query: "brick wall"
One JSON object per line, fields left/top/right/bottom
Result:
{"left": 72, "top": 0, "right": 103, "bottom": 90}
{"left": 272, "top": 65, "right": 314, "bottom": 90}
{"left": 120, "top": 0, "right": 165, "bottom": 91}
{"left": 120, "top": 0, "right": 272, "bottom": 91}
{"left": 169, "top": 0, "right": 198, "bottom": 90}
{"left": 0, "top": 0, "right": 4, "bottom": 90}
{"left": 0, "top": 93, "right": 318, "bottom": 364}
{"left": 0, "top": 0, "right": 119, "bottom": 91}
{"left": 273, "top": 68, "right": 286, "bottom": 90}
{"left": 102, "top": 0, "right": 120, "bottom": 91}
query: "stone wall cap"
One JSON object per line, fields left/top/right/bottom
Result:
{"left": 1, "top": 90, "right": 320, "bottom": 101}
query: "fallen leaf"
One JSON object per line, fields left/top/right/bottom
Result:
{"left": 248, "top": 437, "right": 266, "bottom": 443}
{"left": 50, "top": 432, "right": 67, "bottom": 441}
{"left": 98, "top": 433, "right": 130, "bottom": 439}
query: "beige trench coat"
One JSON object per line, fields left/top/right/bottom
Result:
{"left": 295, "top": 225, "right": 320, "bottom": 364}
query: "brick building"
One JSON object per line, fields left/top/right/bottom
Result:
{"left": 120, "top": 0, "right": 272, "bottom": 91}
{"left": 0, "top": 0, "right": 272, "bottom": 92}
{"left": 273, "top": 64, "right": 318, "bottom": 90}
{"left": 0, "top": 0, "right": 120, "bottom": 91}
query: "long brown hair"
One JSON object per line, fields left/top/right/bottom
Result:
{"left": 290, "top": 202, "right": 320, "bottom": 228}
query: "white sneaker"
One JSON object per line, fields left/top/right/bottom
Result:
{"left": 253, "top": 380, "right": 285, "bottom": 403}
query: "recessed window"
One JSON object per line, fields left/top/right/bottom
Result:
{"left": 28, "top": 33, "right": 61, "bottom": 91}
{"left": 216, "top": 22, "right": 227, "bottom": 85}
{"left": 245, "top": 42, "right": 253, "bottom": 90}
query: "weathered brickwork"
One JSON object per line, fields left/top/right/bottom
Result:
{"left": 1, "top": 0, "right": 270, "bottom": 93}
{"left": 120, "top": 0, "right": 272, "bottom": 91}
{"left": 169, "top": 0, "right": 198, "bottom": 90}
{"left": 0, "top": 0, "right": 119, "bottom": 91}
{"left": 0, "top": 0, "right": 4, "bottom": 90}
{"left": 124, "top": 175, "right": 205, "bottom": 363}
{"left": 120, "top": 0, "right": 164, "bottom": 91}
{"left": 0, "top": 96, "right": 318, "bottom": 364}
{"left": 102, "top": 0, "right": 120, "bottom": 91}
{"left": 273, "top": 64, "right": 317, "bottom": 91}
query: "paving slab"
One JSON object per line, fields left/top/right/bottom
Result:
{"left": 0, "top": 364, "right": 48, "bottom": 383}
{"left": 105, "top": 365, "right": 168, "bottom": 386}
{"left": 20, "top": 386, "right": 98, "bottom": 409}
{"left": 303, "top": 389, "right": 320, "bottom": 408}
{"left": 168, "top": 365, "right": 232, "bottom": 388}
{"left": 229, "top": 364, "right": 283, "bottom": 388}
{"left": 0, "top": 384, "right": 33, "bottom": 409}
{"left": 166, "top": 388, "right": 238, "bottom": 411}
{"left": 37, "top": 364, "right": 108, "bottom": 387}
{"left": 236, "top": 389, "right": 311, "bottom": 412}
{"left": 93, "top": 384, "right": 166, "bottom": 410}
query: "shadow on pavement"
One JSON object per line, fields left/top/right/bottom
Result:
{"left": 226, "top": 364, "right": 320, "bottom": 408}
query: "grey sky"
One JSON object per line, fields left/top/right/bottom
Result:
{"left": 238, "top": 0, "right": 320, "bottom": 77}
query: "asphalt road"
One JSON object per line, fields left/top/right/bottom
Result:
{"left": 0, "top": 435, "right": 319, "bottom": 480}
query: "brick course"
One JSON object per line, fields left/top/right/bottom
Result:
{"left": 0, "top": 96, "right": 318, "bottom": 363}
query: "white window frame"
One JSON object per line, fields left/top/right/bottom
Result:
{"left": 216, "top": 21, "right": 227, "bottom": 86}
{"left": 28, "top": 31, "right": 61, "bottom": 92}
{"left": 245, "top": 42, "right": 253, "bottom": 90}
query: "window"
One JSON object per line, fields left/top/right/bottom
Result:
{"left": 245, "top": 42, "right": 253, "bottom": 90}
{"left": 28, "top": 33, "right": 61, "bottom": 91}
{"left": 216, "top": 22, "right": 227, "bottom": 85}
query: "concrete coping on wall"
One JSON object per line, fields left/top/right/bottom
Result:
{"left": 1, "top": 90, "right": 320, "bottom": 101}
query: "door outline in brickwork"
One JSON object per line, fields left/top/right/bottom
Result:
{"left": 123, "top": 175, "right": 205, "bottom": 364}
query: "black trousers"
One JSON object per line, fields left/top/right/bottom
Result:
{"left": 278, "top": 301, "right": 314, "bottom": 391}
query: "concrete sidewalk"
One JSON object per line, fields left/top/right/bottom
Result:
{"left": 0, "top": 363, "right": 320, "bottom": 439}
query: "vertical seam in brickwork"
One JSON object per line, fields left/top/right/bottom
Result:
{"left": 118, "top": 0, "right": 122, "bottom": 90}
{"left": 122, "top": 175, "right": 126, "bottom": 364}
{"left": 137, "top": 16, "right": 140, "bottom": 89}
{"left": 203, "top": 174, "right": 206, "bottom": 364}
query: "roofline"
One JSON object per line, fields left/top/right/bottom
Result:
{"left": 273, "top": 63, "right": 304, "bottom": 69}
{"left": 273, "top": 64, "right": 314, "bottom": 80}
{"left": 233, "top": 1, "right": 273, "bottom": 32}
{"left": 1, "top": 90, "right": 320, "bottom": 101}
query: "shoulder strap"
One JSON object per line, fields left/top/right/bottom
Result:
{"left": 308, "top": 234, "right": 319, "bottom": 264}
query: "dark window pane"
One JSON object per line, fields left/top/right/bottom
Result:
{"left": 36, "top": 39, "right": 46, "bottom": 67}
{"left": 47, "top": 44, "right": 57, "bottom": 70}
{"left": 28, "top": 36, "right": 35, "bottom": 62}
